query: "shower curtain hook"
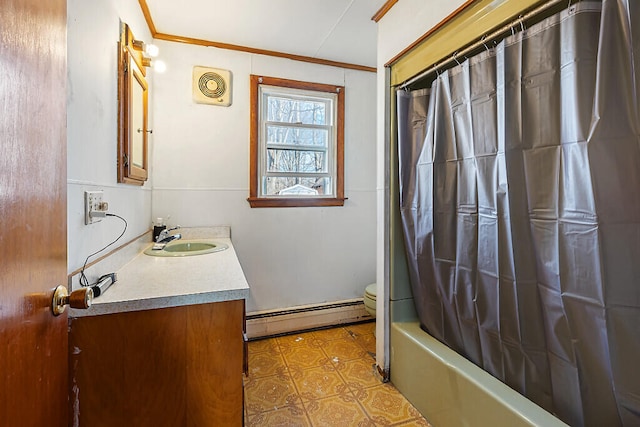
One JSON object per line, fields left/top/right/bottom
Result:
{"left": 481, "top": 35, "right": 490, "bottom": 51}
{"left": 453, "top": 51, "right": 461, "bottom": 66}
{"left": 519, "top": 15, "right": 525, "bottom": 33}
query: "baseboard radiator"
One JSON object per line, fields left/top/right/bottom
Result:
{"left": 246, "top": 299, "right": 372, "bottom": 340}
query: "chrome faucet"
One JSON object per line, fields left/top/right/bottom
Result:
{"left": 153, "top": 225, "right": 182, "bottom": 249}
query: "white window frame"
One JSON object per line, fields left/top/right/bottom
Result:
{"left": 258, "top": 85, "right": 336, "bottom": 198}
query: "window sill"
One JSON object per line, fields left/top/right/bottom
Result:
{"left": 247, "top": 197, "right": 347, "bottom": 208}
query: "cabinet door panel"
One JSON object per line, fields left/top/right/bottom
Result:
{"left": 187, "top": 300, "right": 244, "bottom": 426}
{"left": 69, "top": 300, "right": 244, "bottom": 426}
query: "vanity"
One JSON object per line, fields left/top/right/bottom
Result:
{"left": 68, "top": 227, "right": 249, "bottom": 426}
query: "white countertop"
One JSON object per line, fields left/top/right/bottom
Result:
{"left": 69, "top": 229, "right": 250, "bottom": 317}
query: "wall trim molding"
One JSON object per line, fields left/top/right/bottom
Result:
{"left": 372, "top": 0, "right": 399, "bottom": 23}
{"left": 137, "top": 0, "right": 376, "bottom": 73}
{"left": 155, "top": 32, "right": 377, "bottom": 73}
{"left": 152, "top": 187, "right": 248, "bottom": 192}
{"left": 246, "top": 299, "right": 373, "bottom": 339}
{"left": 68, "top": 179, "right": 152, "bottom": 191}
{"left": 151, "top": 187, "right": 378, "bottom": 193}
{"left": 68, "top": 230, "right": 151, "bottom": 280}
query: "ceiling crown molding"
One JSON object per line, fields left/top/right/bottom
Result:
{"left": 371, "top": 0, "right": 398, "bottom": 23}
{"left": 137, "top": 0, "right": 376, "bottom": 73}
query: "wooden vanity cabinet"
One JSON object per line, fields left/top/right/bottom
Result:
{"left": 69, "top": 299, "right": 245, "bottom": 426}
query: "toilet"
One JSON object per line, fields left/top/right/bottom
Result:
{"left": 364, "top": 283, "right": 377, "bottom": 317}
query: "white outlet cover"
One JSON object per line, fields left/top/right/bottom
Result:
{"left": 84, "top": 190, "right": 104, "bottom": 225}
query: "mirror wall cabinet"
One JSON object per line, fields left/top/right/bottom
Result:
{"left": 117, "top": 23, "right": 149, "bottom": 185}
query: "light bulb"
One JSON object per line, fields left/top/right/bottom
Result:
{"left": 145, "top": 43, "right": 159, "bottom": 58}
{"left": 153, "top": 60, "right": 167, "bottom": 73}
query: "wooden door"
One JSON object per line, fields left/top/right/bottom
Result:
{"left": 0, "top": 1, "right": 68, "bottom": 426}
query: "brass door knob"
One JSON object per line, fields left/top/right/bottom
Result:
{"left": 51, "top": 285, "right": 93, "bottom": 316}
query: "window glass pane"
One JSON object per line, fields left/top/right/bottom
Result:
{"left": 267, "top": 95, "right": 328, "bottom": 125}
{"left": 267, "top": 149, "right": 327, "bottom": 173}
{"left": 250, "top": 75, "right": 344, "bottom": 206}
{"left": 266, "top": 125, "right": 328, "bottom": 147}
{"left": 263, "top": 176, "right": 333, "bottom": 196}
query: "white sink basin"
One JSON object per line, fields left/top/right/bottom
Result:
{"left": 144, "top": 240, "right": 228, "bottom": 257}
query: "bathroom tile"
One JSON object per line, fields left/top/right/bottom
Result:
{"left": 354, "top": 332, "right": 376, "bottom": 357}
{"left": 277, "top": 331, "right": 321, "bottom": 349}
{"left": 338, "top": 358, "right": 382, "bottom": 390}
{"left": 244, "top": 373, "right": 301, "bottom": 415}
{"left": 249, "top": 338, "right": 281, "bottom": 355}
{"left": 282, "top": 345, "right": 331, "bottom": 370}
{"left": 244, "top": 324, "right": 431, "bottom": 427}
{"left": 290, "top": 366, "right": 349, "bottom": 402}
{"left": 345, "top": 322, "right": 375, "bottom": 337}
{"left": 391, "top": 417, "right": 432, "bottom": 426}
{"left": 304, "top": 335, "right": 329, "bottom": 349}
{"left": 354, "top": 383, "right": 424, "bottom": 425}
{"left": 319, "top": 354, "right": 344, "bottom": 372}
{"left": 286, "top": 363, "right": 306, "bottom": 380}
{"left": 249, "top": 351, "right": 288, "bottom": 378}
{"left": 323, "top": 338, "right": 369, "bottom": 362}
{"left": 304, "top": 395, "right": 374, "bottom": 427}
{"left": 246, "top": 406, "right": 311, "bottom": 427}
{"left": 314, "top": 326, "right": 353, "bottom": 341}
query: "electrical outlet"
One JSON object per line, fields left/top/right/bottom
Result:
{"left": 84, "top": 190, "right": 105, "bottom": 225}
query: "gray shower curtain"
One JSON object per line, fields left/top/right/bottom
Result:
{"left": 397, "top": 1, "right": 640, "bottom": 426}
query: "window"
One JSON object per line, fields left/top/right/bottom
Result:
{"left": 248, "top": 75, "right": 345, "bottom": 208}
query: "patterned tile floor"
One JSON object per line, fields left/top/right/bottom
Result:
{"left": 244, "top": 322, "right": 431, "bottom": 426}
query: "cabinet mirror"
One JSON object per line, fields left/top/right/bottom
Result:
{"left": 117, "top": 23, "right": 149, "bottom": 185}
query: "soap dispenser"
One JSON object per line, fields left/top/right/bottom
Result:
{"left": 152, "top": 217, "right": 166, "bottom": 242}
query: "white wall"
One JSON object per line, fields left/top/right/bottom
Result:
{"left": 374, "top": 0, "right": 467, "bottom": 370}
{"left": 67, "top": 0, "right": 153, "bottom": 276}
{"left": 66, "top": 0, "right": 377, "bottom": 313}
{"left": 151, "top": 42, "right": 378, "bottom": 313}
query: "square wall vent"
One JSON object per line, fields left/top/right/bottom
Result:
{"left": 192, "top": 66, "right": 232, "bottom": 107}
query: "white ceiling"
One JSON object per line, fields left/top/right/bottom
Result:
{"left": 145, "top": 0, "right": 386, "bottom": 68}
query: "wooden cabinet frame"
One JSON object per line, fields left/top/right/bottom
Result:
{"left": 69, "top": 300, "right": 245, "bottom": 425}
{"left": 118, "top": 23, "right": 149, "bottom": 185}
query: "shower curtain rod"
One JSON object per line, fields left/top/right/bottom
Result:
{"left": 400, "top": 0, "right": 566, "bottom": 88}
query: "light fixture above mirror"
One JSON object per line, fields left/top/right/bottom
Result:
{"left": 131, "top": 38, "right": 165, "bottom": 72}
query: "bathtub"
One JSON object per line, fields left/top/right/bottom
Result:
{"left": 389, "top": 301, "right": 568, "bottom": 427}
{"left": 389, "top": 296, "right": 567, "bottom": 427}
